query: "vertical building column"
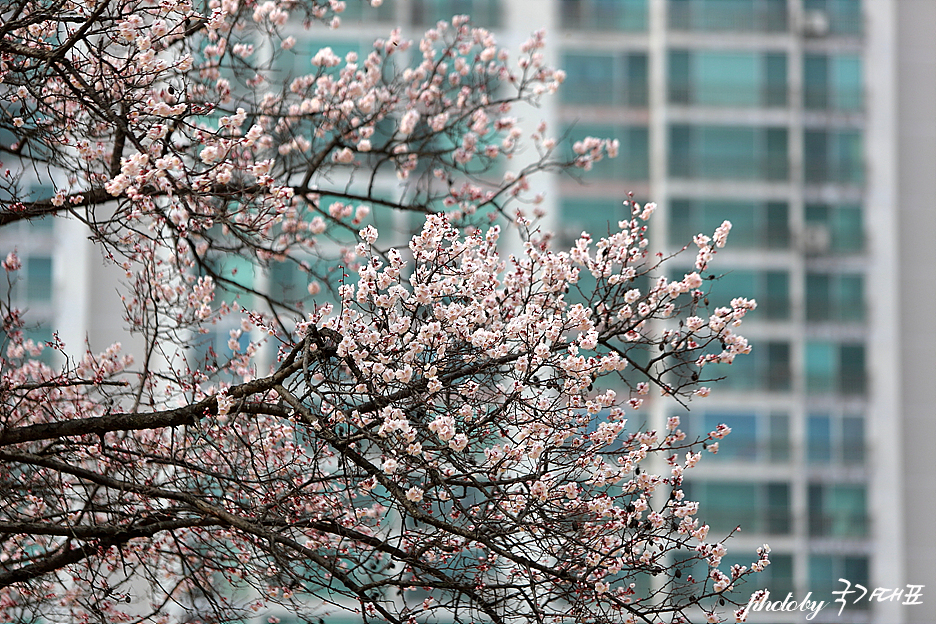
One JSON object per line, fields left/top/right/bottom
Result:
{"left": 867, "top": 0, "right": 905, "bottom": 622}
{"left": 55, "top": 218, "right": 91, "bottom": 363}
{"left": 500, "top": 0, "right": 560, "bottom": 239}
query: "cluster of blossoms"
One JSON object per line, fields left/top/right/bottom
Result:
{"left": 0, "top": 2, "right": 769, "bottom": 623}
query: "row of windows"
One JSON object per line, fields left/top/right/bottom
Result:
{"left": 681, "top": 554, "right": 868, "bottom": 610}
{"left": 342, "top": 0, "right": 863, "bottom": 36}
{"left": 702, "top": 341, "right": 866, "bottom": 394}
{"left": 561, "top": 50, "right": 863, "bottom": 112}
{"left": 561, "top": 199, "right": 864, "bottom": 256}
{"left": 670, "top": 200, "right": 864, "bottom": 254}
{"left": 805, "top": 341, "right": 865, "bottom": 394}
{"left": 559, "top": 0, "right": 862, "bottom": 34}
{"left": 684, "top": 480, "right": 866, "bottom": 538}
{"left": 327, "top": 0, "right": 501, "bottom": 27}
{"left": 563, "top": 124, "right": 864, "bottom": 184}
{"left": 680, "top": 410, "right": 864, "bottom": 465}
{"left": 685, "top": 482, "right": 862, "bottom": 539}
{"left": 670, "top": 125, "right": 790, "bottom": 181}
{"left": 668, "top": 265, "right": 864, "bottom": 323}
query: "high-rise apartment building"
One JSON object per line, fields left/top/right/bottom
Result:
{"left": 262, "top": 2, "right": 930, "bottom": 623}
{"left": 1, "top": 1, "right": 932, "bottom": 623}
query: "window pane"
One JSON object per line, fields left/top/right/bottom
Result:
{"left": 669, "top": 51, "right": 691, "bottom": 104}
{"left": 805, "top": 0, "right": 862, "bottom": 35}
{"left": 764, "top": 53, "right": 787, "bottom": 105}
{"left": 704, "top": 413, "right": 757, "bottom": 460}
{"left": 766, "top": 483, "right": 791, "bottom": 534}
{"left": 669, "top": 125, "right": 693, "bottom": 177}
{"left": 270, "top": 260, "right": 309, "bottom": 303}
{"left": 807, "top": 414, "right": 832, "bottom": 463}
{"left": 842, "top": 415, "right": 865, "bottom": 464}
{"left": 834, "top": 205, "right": 863, "bottom": 251}
{"left": 667, "top": 199, "right": 786, "bottom": 249}
{"left": 765, "top": 128, "right": 789, "bottom": 180}
{"left": 764, "top": 271, "right": 789, "bottom": 319}
{"left": 562, "top": 0, "right": 648, "bottom": 31}
{"left": 688, "top": 481, "right": 789, "bottom": 534}
{"left": 414, "top": 0, "right": 502, "bottom": 27}
{"left": 627, "top": 54, "right": 649, "bottom": 105}
{"left": 839, "top": 274, "right": 864, "bottom": 321}
{"left": 769, "top": 413, "right": 790, "bottom": 462}
{"left": 766, "top": 202, "right": 790, "bottom": 247}
{"left": 562, "top": 53, "right": 614, "bottom": 105}
{"left": 835, "top": 130, "right": 864, "bottom": 184}
{"left": 26, "top": 257, "right": 52, "bottom": 303}
{"left": 804, "top": 131, "right": 829, "bottom": 182}
{"left": 695, "top": 52, "right": 759, "bottom": 106}
{"left": 668, "top": 0, "right": 788, "bottom": 32}
{"left": 565, "top": 124, "right": 649, "bottom": 180}
{"left": 806, "top": 341, "right": 835, "bottom": 393}
{"left": 839, "top": 344, "right": 865, "bottom": 394}
{"left": 766, "top": 342, "right": 791, "bottom": 390}
{"left": 827, "top": 485, "right": 867, "bottom": 537}
{"left": 669, "top": 125, "right": 787, "bottom": 180}
{"left": 559, "top": 199, "right": 627, "bottom": 240}
{"left": 804, "top": 54, "right": 829, "bottom": 109}
{"left": 833, "top": 55, "right": 862, "bottom": 110}
{"left": 700, "top": 126, "right": 756, "bottom": 178}
{"left": 806, "top": 273, "right": 831, "bottom": 321}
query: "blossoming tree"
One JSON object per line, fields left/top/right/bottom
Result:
{"left": 0, "top": 1, "right": 767, "bottom": 622}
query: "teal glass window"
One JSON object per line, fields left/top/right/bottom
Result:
{"left": 669, "top": 50, "right": 787, "bottom": 107}
{"left": 677, "top": 552, "right": 793, "bottom": 599}
{"left": 669, "top": 199, "right": 789, "bottom": 249}
{"left": 839, "top": 344, "right": 865, "bottom": 394}
{"left": 805, "top": 203, "right": 863, "bottom": 252}
{"left": 213, "top": 255, "right": 257, "bottom": 308}
{"left": 807, "top": 414, "right": 832, "bottom": 463}
{"left": 806, "top": 272, "right": 864, "bottom": 321}
{"left": 678, "top": 267, "right": 789, "bottom": 320}
{"left": 805, "top": 341, "right": 865, "bottom": 394}
{"left": 804, "top": 53, "right": 862, "bottom": 110}
{"left": 668, "top": 0, "right": 788, "bottom": 32}
{"left": 669, "top": 125, "right": 788, "bottom": 181}
{"left": 413, "top": 0, "right": 501, "bottom": 27}
{"left": 705, "top": 341, "right": 790, "bottom": 391}
{"left": 683, "top": 481, "right": 791, "bottom": 534}
{"left": 559, "top": 198, "right": 629, "bottom": 242}
{"left": 803, "top": 0, "right": 863, "bottom": 35}
{"left": 805, "top": 342, "right": 836, "bottom": 394}
{"left": 769, "top": 413, "right": 791, "bottom": 462}
{"left": 842, "top": 415, "right": 865, "bottom": 464}
{"left": 563, "top": 123, "right": 649, "bottom": 180}
{"left": 276, "top": 39, "right": 361, "bottom": 82}
{"left": 25, "top": 257, "right": 52, "bottom": 303}
{"left": 560, "top": 0, "right": 649, "bottom": 31}
{"left": 680, "top": 411, "right": 789, "bottom": 462}
{"left": 808, "top": 483, "right": 868, "bottom": 537}
{"left": 808, "top": 412, "right": 865, "bottom": 465}
{"left": 718, "top": 269, "right": 788, "bottom": 320}
{"left": 809, "top": 556, "right": 869, "bottom": 608}
{"left": 269, "top": 260, "right": 310, "bottom": 305}
{"left": 561, "top": 51, "right": 648, "bottom": 106}
{"left": 804, "top": 130, "right": 863, "bottom": 184}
